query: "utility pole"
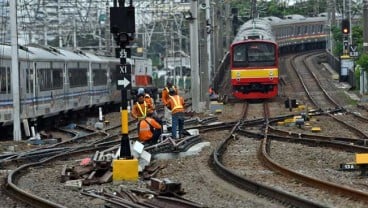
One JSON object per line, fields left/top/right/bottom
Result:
{"left": 10, "top": 0, "right": 21, "bottom": 141}
{"left": 364, "top": 0, "right": 368, "bottom": 53}
{"left": 331, "top": 0, "right": 336, "bottom": 26}
{"left": 205, "top": 0, "right": 212, "bottom": 84}
{"left": 57, "top": 0, "right": 62, "bottom": 47}
{"left": 189, "top": 0, "right": 200, "bottom": 112}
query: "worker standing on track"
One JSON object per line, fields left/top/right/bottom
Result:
{"left": 166, "top": 88, "right": 185, "bottom": 139}
{"left": 161, "top": 80, "right": 178, "bottom": 126}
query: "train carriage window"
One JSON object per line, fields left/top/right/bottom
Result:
{"left": 26, "top": 68, "right": 34, "bottom": 93}
{"left": 38, "top": 68, "right": 63, "bottom": 91}
{"left": 68, "top": 62, "right": 88, "bottom": 88}
{"left": 69, "top": 68, "right": 88, "bottom": 88}
{"left": 93, "top": 68, "right": 108, "bottom": 86}
{"left": 289, "top": 27, "right": 293, "bottom": 37}
{"left": 0, "top": 66, "right": 10, "bottom": 94}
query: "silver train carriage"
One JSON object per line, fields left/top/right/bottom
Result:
{"left": 269, "top": 15, "right": 328, "bottom": 50}
{"left": 0, "top": 44, "right": 154, "bottom": 126}
{"left": 234, "top": 14, "right": 328, "bottom": 50}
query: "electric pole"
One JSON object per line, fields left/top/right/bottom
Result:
{"left": 189, "top": 0, "right": 200, "bottom": 112}
{"left": 364, "top": 0, "right": 368, "bottom": 53}
{"left": 10, "top": 0, "right": 21, "bottom": 141}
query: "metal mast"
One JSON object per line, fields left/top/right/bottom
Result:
{"left": 190, "top": 0, "right": 200, "bottom": 112}
{"left": 10, "top": 1, "right": 21, "bottom": 141}
{"left": 364, "top": 0, "right": 368, "bottom": 53}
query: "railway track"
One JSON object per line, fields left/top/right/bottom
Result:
{"left": 210, "top": 102, "right": 368, "bottom": 207}
{"left": 1, "top": 105, "right": 212, "bottom": 208}
{"left": 2, "top": 51, "right": 368, "bottom": 207}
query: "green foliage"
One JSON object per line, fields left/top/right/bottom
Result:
{"left": 331, "top": 24, "right": 363, "bottom": 57}
{"left": 331, "top": 26, "right": 343, "bottom": 56}
{"left": 352, "top": 25, "right": 363, "bottom": 52}
{"left": 357, "top": 53, "right": 368, "bottom": 72}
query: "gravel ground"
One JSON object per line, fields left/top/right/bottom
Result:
{"left": 1, "top": 54, "right": 368, "bottom": 207}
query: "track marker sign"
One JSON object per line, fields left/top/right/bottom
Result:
{"left": 116, "top": 64, "right": 132, "bottom": 90}
{"left": 349, "top": 45, "right": 359, "bottom": 57}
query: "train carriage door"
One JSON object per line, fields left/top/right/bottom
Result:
{"left": 34, "top": 61, "right": 52, "bottom": 116}
{"left": 19, "top": 60, "right": 35, "bottom": 119}
{"left": 35, "top": 61, "right": 63, "bottom": 116}
{"left": 65, "top": 62, "right": 77, "bottom": 110}
{"left": 91, "top": 63, "right": 109, "bottom": 106}
{"left": 0, "top": 59, "right": 12, "bottom": 123}
{"left": 67, "top": 61, "right": 89, "bottom": 110}
{"left": 50, "top": 61, "right": 64, "bottom": 111}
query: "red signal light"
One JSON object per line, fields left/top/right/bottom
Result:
{"left": 341, "top": 19, "right": 350, "bottom": 34}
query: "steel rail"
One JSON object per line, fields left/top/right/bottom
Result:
{"left": 260, "top": 125, "right": 368, "bottom": 202}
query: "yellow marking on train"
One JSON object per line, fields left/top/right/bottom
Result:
{"left": 231, "top": 68, "right": 278, "bottom": 79}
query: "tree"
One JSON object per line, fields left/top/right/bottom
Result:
{"left": 357, "top": 53, "right": 368, "bottom": 72}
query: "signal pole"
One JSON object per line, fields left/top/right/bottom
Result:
{"left": 110, "top": 0, "right": 135, "bottom": 159}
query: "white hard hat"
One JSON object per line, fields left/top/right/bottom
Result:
{"left": 137, "top": 88, "right": 145, "bottom": 95}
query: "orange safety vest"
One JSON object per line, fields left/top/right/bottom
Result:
{"left": 136, "top": 101, "right": 147, "bottom": 120}
{"left": 138, "top": 117, "right": 161, "bottom": 142}
{"left": 168, "top": 95, "right": 184, "bottom": 113}
{"left": 162, "top": 86, "right": 177, "bottom": 105}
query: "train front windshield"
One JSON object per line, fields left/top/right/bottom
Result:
{"left": 232, "top": 42, "right": 276, "bottom": 67}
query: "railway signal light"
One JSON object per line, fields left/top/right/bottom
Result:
{"left": 341, "top": 19, "right": 350, "bottom": 34}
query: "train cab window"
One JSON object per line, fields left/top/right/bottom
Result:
{"left": 234, "top": 45, "right": 246, "bottom": 62}
{"left": 0, "top": 66, "right": 10, "bottom": 94}
{"left": 232, "top": 42, "right": 276, "bottom": 68}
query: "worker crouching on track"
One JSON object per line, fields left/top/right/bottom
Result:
{"left": 166, "top": 88, "right": 185, "bottom": 139}
{"left": 138, "top": 116, "right": 162, "bottom": 146}
{"left": 132, "top": 93, "right": 161, "bottom": 145}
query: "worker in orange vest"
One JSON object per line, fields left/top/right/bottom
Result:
{"left": 166, "top": 88, "right": 185, "bottom": 139}
{"left": 144, "top": 91, "right": 155, "bottom": 114}
{"left": 131, "top": 93, "right": 154, "bottom": 121}
{"left": 138, "top": 116, "right": 162, "bottom": 145}
{"left": 161, "top": 80, "right": 178, "bottom": 125}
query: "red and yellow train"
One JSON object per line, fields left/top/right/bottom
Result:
{"left": 230, "top": 39, "right": 279, "bottom": 99}
{"left": 229, "top": 15, "right": 328, "bottom": 100}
